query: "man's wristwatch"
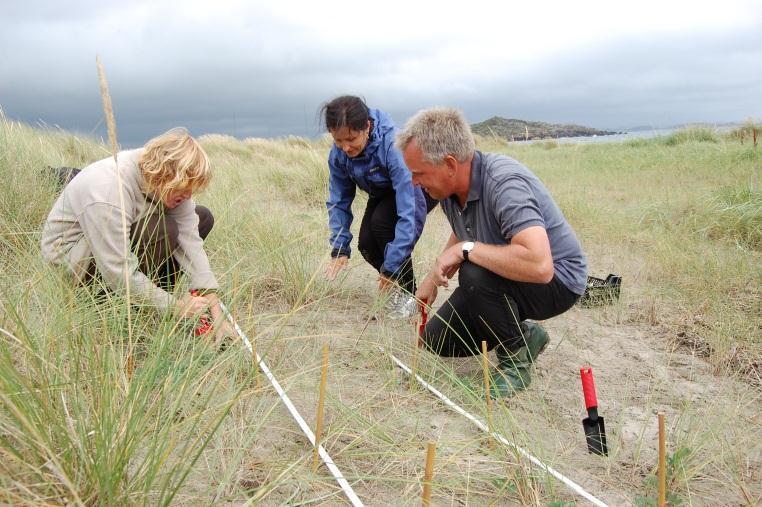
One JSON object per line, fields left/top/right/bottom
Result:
{"left": 462, "top": 241, "right": 475, "bottom": 262}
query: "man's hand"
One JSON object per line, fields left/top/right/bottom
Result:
{"left": 175, "top": 293, "right": 209, "bottom": 317}
{"left": 378, "top": 273, "right": 395, "bottom": 293}
{"left": 430, "top": 242, "right": 466, "bottom": 287}
{"left": 324, "top": 255, "right": 349, "bottom": 280}
{"left": 415, "top": 275, "right": 439, "bottom": 306}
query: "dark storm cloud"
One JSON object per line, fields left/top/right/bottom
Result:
{"left": 1, "top": 1, "right": 433, "bottom": 144}
{"left": 1, "top": 2, "right": 760, "bottom": 146}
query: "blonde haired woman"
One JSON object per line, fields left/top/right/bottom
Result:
{"left": 42, "top": 127, "right": 232, "bottom": 341}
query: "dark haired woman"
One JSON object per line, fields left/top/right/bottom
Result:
{"left": 322, "top": 95, "right": 436, "bottom": 318}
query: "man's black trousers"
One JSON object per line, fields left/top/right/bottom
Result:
{"left": 422, "top": 261, "right": 579, "bottom": 356}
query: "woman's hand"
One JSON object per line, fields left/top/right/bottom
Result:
{"left": 175, "top": 293, "right": 209, "bottom": 317}
{"left": 211, "top": 317, "right": 237, "bottom": 348}
{"left": 204, "top": 293, "right": 238, "bottom": 349}
{"left": 377, "top": 273, "right": 395, "bottom": 293}
{"left": 324, "top": 256, "right": 349, "bottom": 280}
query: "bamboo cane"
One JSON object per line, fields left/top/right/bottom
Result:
{"left": 422, "top": 440, "right": 436, "bottom": 507}
{"left": 246, "top": 304, "right": 260, "bottom": 389}
{"left": 312, "top": 344, "right": 329, "bottom": 472}
{"left": 411, "top": 320, "right": 420, "bottom": 390}
{"left": 658, "top": 412, "right": 666, "bottom": 507}
{"left": 482, "top": 341, "right": 493, "bottom": 449}
{"left": 251, "top": 334, "right": 260, "bottom": 389}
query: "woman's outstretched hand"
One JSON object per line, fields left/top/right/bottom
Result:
{"left": 324, "top": 255, "right": 349, "bottom": 280}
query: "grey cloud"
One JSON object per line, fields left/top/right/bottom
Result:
{"left": 453, "top": 27, "right": 762, "bottom": 130}
{"left": 2, "top": 5, "right": 760, "bottom": 147}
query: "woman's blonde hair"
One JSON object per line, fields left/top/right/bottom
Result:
{"left": 139, "top": 127, "right": 211, "bottom": 198}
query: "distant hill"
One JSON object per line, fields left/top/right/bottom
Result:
{"left": 471, "top": 116, "right": 618, "bottom": 141}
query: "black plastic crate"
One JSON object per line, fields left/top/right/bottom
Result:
{"left": 579, "top": 274, "right": 622, "bottom": 307}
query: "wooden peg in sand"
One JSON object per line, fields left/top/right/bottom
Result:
{"left": 422, "top": 440, "right": 437, "bottom": 507}
{"left": 482, "top": 340, "right": 494, "bottom": 448}
{"left": 658, "top": 412, "right": 666, "bottom": 507}
{"left": 312, "top": 343, "right": 329, "bottom": 472}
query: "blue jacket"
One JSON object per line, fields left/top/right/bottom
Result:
{"left": 326, "top": 108, "right": 427, "bottom": 276}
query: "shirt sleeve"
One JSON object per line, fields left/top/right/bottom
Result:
{"left": 492, "top": 175, "right": 545, "bottom": 241}
{"left": 380, "top": 143, "right": 420, "bottom": 275}
{"left": 169, "top": 200, "right": 219, "bottom": 291}
{"left": 325, "top": 151, "right": 356, "bottom": 257}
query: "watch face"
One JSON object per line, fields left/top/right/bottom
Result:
{"left": 463, "top": 241, "right": 474, "bottom": 260}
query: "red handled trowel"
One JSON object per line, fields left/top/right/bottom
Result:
{"left": 190, "top": 290, "right": 212, "bottom": 337}
{"left": 417, "top": 298, "right": 428, "bottom": 348}
{"left": 580, "top": 366, "right": 608, "bottom": 456}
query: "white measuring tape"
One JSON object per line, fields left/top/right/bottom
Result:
{"left": 221, "top": 303, "right": 364, "bottom": 507}
{"left": 383, "top": 348, "right": 609, "bottom": 507}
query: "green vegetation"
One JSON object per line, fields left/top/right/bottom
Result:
{"left": 1, "top": 119, "right": 759, "bottom": 505}
{"left": 662, "top": 126, "right": 720, "bottom": 145}
{"left": 471, "top": 116, "right": 616, "bottom": 141}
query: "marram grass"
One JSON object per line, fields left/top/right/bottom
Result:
{"left": 0, "top": 118, "right": 760, "bottom": 504}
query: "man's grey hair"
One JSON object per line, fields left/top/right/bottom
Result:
{"left": 396, "top": 107, "right": 475, "bottom": 164}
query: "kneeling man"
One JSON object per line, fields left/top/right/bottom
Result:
{"left": 396, "top": 108, "right": 587, "bottom": 397}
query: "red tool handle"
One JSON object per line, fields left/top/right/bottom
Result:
{"left": 416, "top": 298, "right": 428, "bottom": 348}
{"left": 194, "top": 316, "right": 212, "bottom": 336}
{"left": 580, "top": 366, "right": 599, "bottom": 410}
{"left": 190, "top": 290, "right": 213, "bottom": 336}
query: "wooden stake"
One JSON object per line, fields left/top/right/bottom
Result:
{"left": 243, "top": 303, "right": 260, "bottom": 389}
{"left": 658, "top": 412, "right": 666, "bottom": 507}
{"left": 251, "top": 335, "right": 260, "bottom": 389}
{"left": 481, "top": 341, "right": 493, "bottom": 448}
{"left": 411, "top": 320, "right": 420, "bottom": 389}
{"left": 422, "top": 440, "right": 436, "bottom": 507}
{"left": 753, "top": 127, "right": 758, "bottom": 148}
{"left": 312, "top": 344, "right": 329, "bottom": 472}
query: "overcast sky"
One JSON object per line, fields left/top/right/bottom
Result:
{"left": 2, "top": 0, "right": 761, "bottom": 146}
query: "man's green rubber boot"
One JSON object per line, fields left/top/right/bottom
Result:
{"left": 490, "top": 321, "right": 550, "bottom": 398}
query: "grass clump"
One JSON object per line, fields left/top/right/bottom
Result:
{"left": 725, "top": 119, "right": 760, "bottom": 145}
{"left": 0, "top": 116, "right": 276, "bottom": 504}
{"left": 0, "top": 269, "right": 250, "bottom": 504}
{"left": 661, "top": 126, "right": 719, "bottom": 146}
{"left": 687, "top": 184, "right": 762, "bottom": 251}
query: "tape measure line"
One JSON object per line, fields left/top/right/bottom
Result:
{"left": 221, "top": 303, "right": 364, "bottom": 507}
